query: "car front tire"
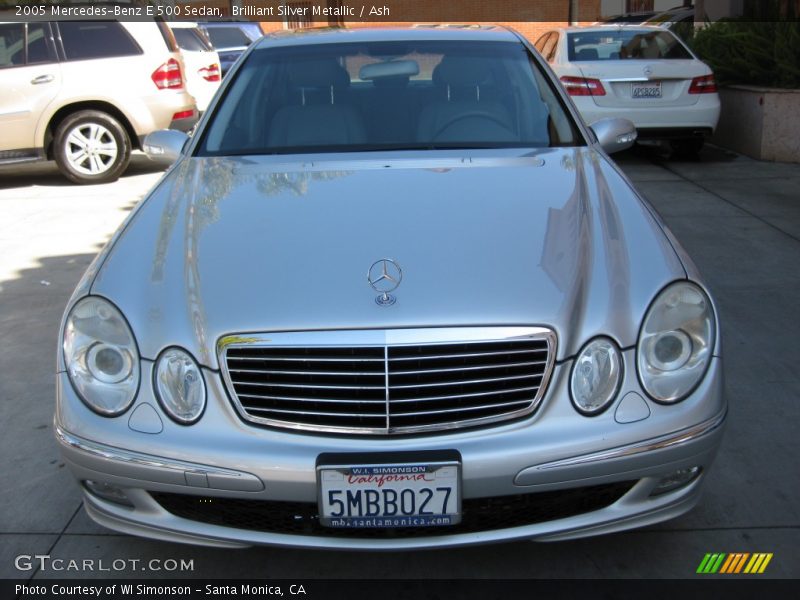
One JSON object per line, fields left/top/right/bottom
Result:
{"left": 53, "top": 110, "right": 131, "bottom": 185}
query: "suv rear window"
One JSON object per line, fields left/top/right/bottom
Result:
{"left": 173, "top": 28, "right": 213, "bottom": 52}
{"left": 58, "top": 21, "right": 141, "bottom": 61}
{"left": 205, "top": 26, "right": 252, "bottom": 49}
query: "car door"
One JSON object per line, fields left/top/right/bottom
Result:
{"left": 0, "top": 22, "right": 61, "bottom": 156}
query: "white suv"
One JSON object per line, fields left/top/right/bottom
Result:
{"left": 0, "top": 20, "right": 197, "bottom": 184}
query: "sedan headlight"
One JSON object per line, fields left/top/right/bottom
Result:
{"left": 154, "top": 347, "right": 206, "bottom": 424}
{"left": 570, "top": 337, "right": 623, "bottom": 415}
{"left": 63, "top": 297, "right": 139, "bottom": 416}
{"left": 637, "top": 281, "right": 716, "bottom": 403}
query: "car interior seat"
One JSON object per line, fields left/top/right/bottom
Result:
{"left": 268, "top": 59, "right": 366, "bottom": 147}
{"left": 367, "top": 74, "right": 414, "bottom": 143}
{"left": 416, "top": 56, "right": 517, "bottom": 143}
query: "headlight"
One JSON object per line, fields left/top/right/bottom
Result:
{"left": 570, "top": 337, "right": 623, "bottom": 415}
{"left": 154, "top": 347, "right": 206, "bottom": 424}
{"left": 63, "top": 297, "right": 139, "bottom": 416}
{"left": 637, "top": 281, "right": 716, "bottom": 403}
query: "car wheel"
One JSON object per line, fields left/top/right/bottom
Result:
{"left": 671, "top": 137, "right": 705, "bottom": 157}
{"left": 53, "top": 110, "right": 131, "bottom": 184}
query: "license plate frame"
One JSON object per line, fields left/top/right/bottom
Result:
{"left": 317, "top": 460, "right": 462, "bottom": 529}
{"left": 632, "top": 81, "right": 662, "bottom": 99}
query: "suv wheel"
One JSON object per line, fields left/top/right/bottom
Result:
{"left": 53, "top": 110, "right": 131, "bottom": 184}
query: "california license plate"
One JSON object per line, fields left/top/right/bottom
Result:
{"left": 632, "top": 82, "right": 662, "bottom": 98}
{"left": 317, "top": 461, "right": 461, "bottom": 528}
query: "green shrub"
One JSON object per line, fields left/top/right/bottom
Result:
{"left": 690, "top": 20, "right": 800, "bottom": 88}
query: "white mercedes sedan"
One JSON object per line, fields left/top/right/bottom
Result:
{"left": 534, "top": 26, "right": 720, "bottom": 154}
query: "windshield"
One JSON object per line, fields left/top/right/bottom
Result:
{"left": 568, "top": 30, "right": 692, "bottom": 60}
{"left": 198, "top": 40, "right": 581, "bottom": 156}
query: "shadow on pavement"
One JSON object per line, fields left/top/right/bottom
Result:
{"left": 613, "top": 142, "right": 740, "bottom": 164}
{"left": 0, "top": 248, "right": 106, "bottom": 543}
{"left": 0, "top": 154, "right": 166, "bottom": 190}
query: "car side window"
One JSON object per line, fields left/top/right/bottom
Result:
{"left": 26, "top": 23, "right": 54, "bottom": 64}
{"left": 0, "top": 23, "right": 25, "bottom": 68}
{"left": 0, "top": 23, "right": 55, "bottom": 68}
{"left": 58, "top": 21, "right": 142, "bottom": 61}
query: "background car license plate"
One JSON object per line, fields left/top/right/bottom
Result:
{"left": 632, "top": 82, "right": 662, "bottom": 98}
{"left": 318, "top": 462, "right": 460, "bottom": 528}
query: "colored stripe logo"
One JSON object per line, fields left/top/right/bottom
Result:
{"left": 697, "top": 553, "right": 773, "bottom": 574}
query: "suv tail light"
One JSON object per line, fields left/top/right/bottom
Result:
{"left": 689, "top": 74, "right": 717, "bottom": 94}
{"left": 199, "top": 64, "right": 221, "bottom": 82}
{"left": 171, "top": 110, "right": 195, "bottom": 121}
{"left": 152, "top": 58, "right": 183, "bottom": 90}
{"left": 560, "top": 76, "right": 606, "bottom": 97}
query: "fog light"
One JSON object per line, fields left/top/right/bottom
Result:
{"left": 84, "top": 480, "right": 133, "bottom": 507}
{"left": 570, "top": 337, "right": 623, "bottom": 415}
{"left": 154, "top": 347, "right": 206, "bottom": 425}
{"left": 651, "top": 467, "right": 701, "bottom": 496}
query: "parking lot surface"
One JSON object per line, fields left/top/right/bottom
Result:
{"left": 1, "top": 147, "right": 798, "bottom": 579}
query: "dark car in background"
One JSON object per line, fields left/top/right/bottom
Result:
{"left": 198, "top": 21, "right": 263, "bottom": 76}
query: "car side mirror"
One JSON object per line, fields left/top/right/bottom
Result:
{"left": 143, "top": 129, "right": 189, "bottom": 164}
{"left": 590, "top": 118, "right": 637, "bottom": 154}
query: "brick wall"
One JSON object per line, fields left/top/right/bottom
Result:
{"left": 255, "top": 0, "right": 602, "bottom": 44}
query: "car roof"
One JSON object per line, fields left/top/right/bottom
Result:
{"left": 254, "top": 26, "right": 520, "bottom": 49}
{"left": 555, "top": 25, "right": 675, "bottom": 34}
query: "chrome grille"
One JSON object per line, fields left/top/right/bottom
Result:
{"left": 220, "top": 328, "right": 556, "bottom": 435}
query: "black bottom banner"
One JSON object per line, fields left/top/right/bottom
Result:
{"left": 4, "top": 579, "right": 800, "bottom": 600}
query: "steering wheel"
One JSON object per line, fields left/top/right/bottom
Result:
{"left": 430, "top": 111, "right": 514, "bottom": 142}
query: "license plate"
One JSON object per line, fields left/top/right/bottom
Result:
{"left": 317, "top": 462, "right": 461, "bottom": 528}
{"left": 632, "top": 82, "right": 662, "bottom": 98}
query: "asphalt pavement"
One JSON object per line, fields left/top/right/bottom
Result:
{"left": 1, "top": 146, "right": 798, "bottom": 580}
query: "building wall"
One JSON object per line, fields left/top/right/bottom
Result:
{"left": 599, "top": 0, "right": 677, "bottom": 16}
{"left": 253, "top": 0, "right": 602, "bottom": 44}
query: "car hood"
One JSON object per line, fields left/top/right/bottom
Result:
{"left": 91, "top": 148, "right": 685, "bottom": 369}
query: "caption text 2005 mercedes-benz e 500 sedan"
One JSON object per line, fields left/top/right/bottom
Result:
{"left": 55, "top": 26, "right": 725, "bottom": 549}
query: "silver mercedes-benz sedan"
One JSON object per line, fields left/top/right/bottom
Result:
{"left": 55, "top": 26, "right": 725, "bottom": 549}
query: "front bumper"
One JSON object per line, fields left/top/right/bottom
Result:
{"left": 55, "top": 351, "right": 726, "bottom": 549}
